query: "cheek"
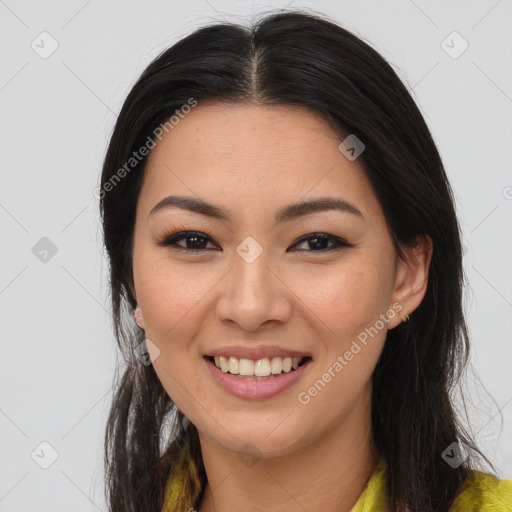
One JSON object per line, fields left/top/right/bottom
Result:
{"left": 133, "top": 248, "right": 221, "bottom": 342}
{"left": 133, "top": 261, "right": 213, "bottom": 410}
{"left": 132, "top": 255, "right": 227, "bottom": 408}
{"left": 295, "top": 262, "right": 393, "bottom": 416}
{"left": 289, "top": 257, "right": 395, "bottom": 340}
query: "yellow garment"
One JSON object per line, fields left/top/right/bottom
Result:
{"left": 349, "top": 455, "right": 389, "bottom": 511}
{"left": 351, "top": 456, "right": 512, "bottom": 512}
{"left": 162, "top": 438, "right": 203, "bottom": 512}
{"left": 163, "top": 443, "right": 512, "bottom": 511}
{"left": 449, "top": 468, "right": 512, "bottom": 512}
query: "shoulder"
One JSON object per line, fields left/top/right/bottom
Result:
{"left": 450, "top": 469, "right": 512, "bottom": 512}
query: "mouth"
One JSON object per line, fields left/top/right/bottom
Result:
{"left": 203, "top": 352, "right": 313, "bottom": 399}
{"left": 204, "top": 355, "right": 312, "bottom": 380}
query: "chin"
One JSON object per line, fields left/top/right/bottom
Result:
{"left": 195, "top": 410, "right": 313, "bottom": 458}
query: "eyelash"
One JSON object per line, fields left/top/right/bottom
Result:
{"left": 156, "top": 230, "right": 353, "bottom": 253}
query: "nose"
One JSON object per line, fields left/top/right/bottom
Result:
{"left": 215, "top": 247, "right": 293, "bottom": 332}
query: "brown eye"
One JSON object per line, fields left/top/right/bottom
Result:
{"left": 157, "top": 231, "right": 219, "bottom": 252}
{"left": 290, "top": 233, "right": 352, "bottom": 252}
{"left": 157, "top": 231, "right": 352, "bottom": 254}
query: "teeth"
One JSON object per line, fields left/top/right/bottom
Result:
{"left": 254, "top": 358, "right": 270, "bottom": 376}
{"left": 239, "top": 358, "right": 254, "bottom": 376}
{"left": 228, "top": 356, "right": 239, "bottom": 375}
{"left": 270, "top": 357, "right": 282, "bottom": 374}
{"left": 219, "top": 356, "right": 229, "bottom": 372}
{"left": 211, "top": 355, "right": 308, "bottom": 376}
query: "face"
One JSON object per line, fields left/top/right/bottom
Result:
{"left": 131, "top": 102, "right": 418, "bottom": 457}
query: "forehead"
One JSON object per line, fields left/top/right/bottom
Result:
{"left": 138, "top": 102, "right": 382, "bottom": 223}
{"left": 146, "top": 102, "right": 341, "bottom": 172}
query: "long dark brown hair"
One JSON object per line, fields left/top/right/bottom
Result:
{"left": 99, "top": 9, "right": 496, "bottom": 512}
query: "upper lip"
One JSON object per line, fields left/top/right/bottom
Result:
{"left": 205, "top": 345, "right": 313, "bottom": 360}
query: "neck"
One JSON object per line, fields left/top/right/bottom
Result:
{"left": 197, "top": 389, "right": 379, "bottom": 512}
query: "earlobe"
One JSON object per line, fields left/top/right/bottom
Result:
{"left": 388, "top": 234, "right": 433, "bottom": 330}
{"left": 134, "top": 306, "right": 145, "bottom": 329}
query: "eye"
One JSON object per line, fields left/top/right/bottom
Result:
{"left": 289, "top": 233, "right": 353, "bottom": 252}
{"left": 157, "top": 230, "right": 352, "bottom": 253}
{"left": 157, "top": 231, "right": 219, "bottom": 252}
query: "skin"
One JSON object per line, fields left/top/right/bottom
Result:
{"left": 130, "top": 102, "right": 433, "bottom": 512}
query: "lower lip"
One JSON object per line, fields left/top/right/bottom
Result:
{"left": 205, "top": 357, "right": 312, "bottom": 400}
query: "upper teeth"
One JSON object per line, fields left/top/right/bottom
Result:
{"left": 213, "top": 356, "right": 305, "bottom": 376}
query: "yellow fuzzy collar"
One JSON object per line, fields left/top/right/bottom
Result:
{"left": 163, "top": 444, "right": 512, "bottom": 512}
{"left": 350, "top": 456, "right": 512, "bottom": 511}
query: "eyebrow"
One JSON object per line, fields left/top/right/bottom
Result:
{"left": 149, "top": 195, "right": 364, "bottom": 222}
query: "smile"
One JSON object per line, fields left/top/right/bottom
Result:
{"left": 206, "top": 355, "right": 311, "bottom": 378}
{"left": 203, "top": 354, "right": 313, "bottom": 399}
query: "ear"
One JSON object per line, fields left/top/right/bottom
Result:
{"left": 127, "top": 281, "right": 145, "bottom": 329}
{"left": 387, "top": 234, "right": 433, "bottom": 330}
{"left": 134, "top": 306, "right": 145, "bottom": 329}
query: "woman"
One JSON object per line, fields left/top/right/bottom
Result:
{"left": 99, "top": 10, "right": 512, "bottom": 512}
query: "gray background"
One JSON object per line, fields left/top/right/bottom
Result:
{"left": 0, "top": 0, "right": 511, "bottom": 510}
